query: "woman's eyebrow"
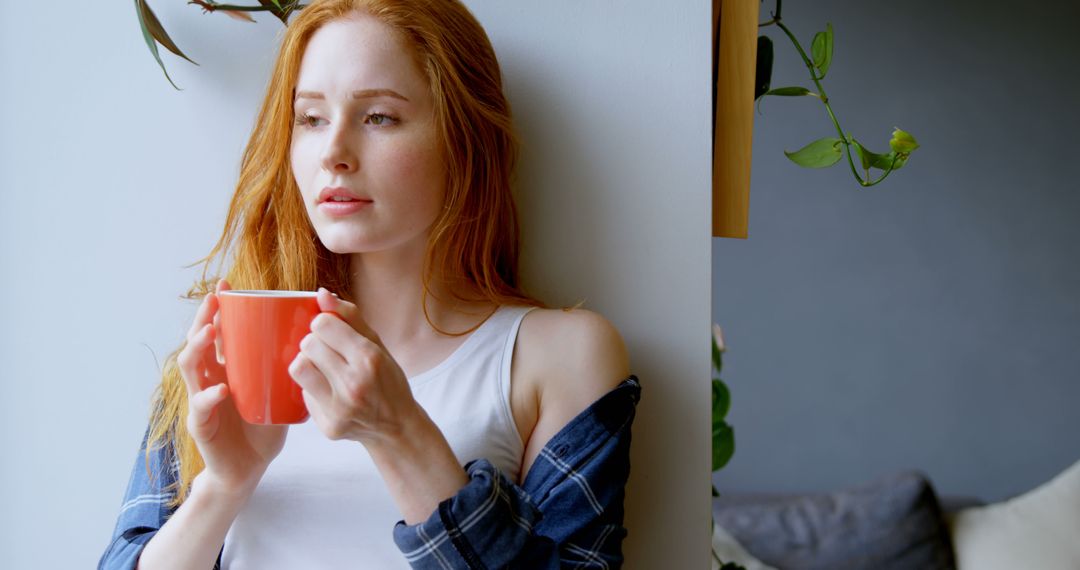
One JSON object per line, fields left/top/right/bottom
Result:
{"left": 293, "top": 89, "right": 410, "bottom": 102}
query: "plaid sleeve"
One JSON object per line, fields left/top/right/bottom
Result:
{"left": 98, "top": 425, "right": 179, "bottom": 570}
{"left": 392, "top": 376, "right": 640, "bottom": 569}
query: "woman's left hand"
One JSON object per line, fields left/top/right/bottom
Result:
{"left": 289, "top": 288, "right": 469, "bottom": 522}
{"left": 288, "top": 287, "right": 421, "bottom": 445}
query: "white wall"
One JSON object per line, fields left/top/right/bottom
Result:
{"left": 0, "top": 1, "right": 710, "bottom": 568}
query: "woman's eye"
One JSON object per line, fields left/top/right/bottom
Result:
{"left": 294, "top": 113, "right": 325, "bottom": 128}
{"left": 293, "top": 112, "right": 396, "bottom": 129}
{"left": 366, "top": 113, "right": 397, "bottom": 127}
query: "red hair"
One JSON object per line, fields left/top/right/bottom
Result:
{"left": 147, "top": 0, "right": 547, "bottom": 507}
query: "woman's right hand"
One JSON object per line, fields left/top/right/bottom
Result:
{"left": 177, "top": 279, "right": 287, "bottom": 495}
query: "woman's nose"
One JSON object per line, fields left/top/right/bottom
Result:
{"left": 321, "top": 128, "right": 358, "bottom": 173}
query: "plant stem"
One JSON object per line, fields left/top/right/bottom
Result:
{"left": 863, "top": 155, "right": 899, "bottom": 186}
{"left": 188, "top": 1, "right": 308, "bottom": 12}
{"left": 760, "top": 0, "right": 781, "bottom": 27}
{"left": 772, "top": 16, "right": 870, "bottom": 186}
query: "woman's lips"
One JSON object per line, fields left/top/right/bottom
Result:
{"left": 318, "top": 200, "right": 373, "bottom": 216}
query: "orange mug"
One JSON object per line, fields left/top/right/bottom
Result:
{"left": 218, "top": 290, "right": 320, "bottom": 424}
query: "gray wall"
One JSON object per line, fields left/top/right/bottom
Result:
{"left": 713, "top": 0, "right": 1080, "bottom": 503}
{"left": 0, "top": 0, "right": 710, "bottom": 568}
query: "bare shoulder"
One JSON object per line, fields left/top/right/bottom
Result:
{"left": 517, "top": 307, "right": 630, "bottom": 394}
{"left": 512, "top": 306, "right": 631, "bottom": 476}
{"left": 509, "top": 304, "right": 630, "bottom": 479}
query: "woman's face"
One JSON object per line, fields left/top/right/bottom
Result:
{"left": 290, "top": 12, "right": 445, "bottom": 257}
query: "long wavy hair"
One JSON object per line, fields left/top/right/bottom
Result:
{"left": 146, "top": 0, "right": 550, "bottom": 508}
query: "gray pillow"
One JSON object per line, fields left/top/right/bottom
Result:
{"left": 712, "top": 470, "right": 956, "bottom": 570}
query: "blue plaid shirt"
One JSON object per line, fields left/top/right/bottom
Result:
{"left": 99, "top": 375, "right": 640, "bottom": 569}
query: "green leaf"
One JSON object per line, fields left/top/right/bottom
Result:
{"left": 712, "top": 382, "right": 733, "bottom": 473}
{"left": 811, "top": 31, "right": 826, "bottom": 69}
{"left": 872, "top": 150, "right": 908, "bottom": 171}
{"left": 889, "top": 127, "right": 920, "bottom": 154}
{"left": 849, "top": 137, "right": 884, "bottom": 171}
{"left": 850, "top": 133, "right": 910, "bottom": 172}
{"left": 754, "top": 36, "right": 774, "bottom": 100}
{"left": 712, "top": 333, "right": 736, "bottom": 473}
{"left": 257, "top": 0, "right": 292, "bottom": 24}
{"left": 812, "top": 24, "right": 834, "bottom": 78}
{"left": 712, "top": 419, "right": 735, "bottom": 471}
{"left": 784, "top": 137, "right": 844, "bottom": 168}
{"left": 134, "top": 0, "right": 181, "bottom": 90}
{"left": 766, "top": 86, "right": 812, "bottom": 97}
{"left": 137, "top": 0, "right": 197, "bottom": 66}
{"left": 713, "top": 379, "right": 731, "bottom": 420}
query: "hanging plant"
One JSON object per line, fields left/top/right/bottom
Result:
{"left": 756, "top": 0, "right": 921, "bottom": 187}
{"left": 134, "top": 0, "right": 307, "bottom": 90}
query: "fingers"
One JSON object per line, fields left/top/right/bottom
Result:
{"left": 199, "top": 325, "right": 228, "bottom": 385}
{"left": 214, "top": 280, "right": 231, "bottom": 364}
{"left": 299, "top": 330, "right": 348, "bottom": 382}
{"left": 300, "top": 390, "right": 327, "bottom": 429}
{"left": 289, "top": 352, "right": 333, "bottom": 403}
{"left": 316, "top": 288, "right": 386, "bottom": 351}
{"left": 178, "top": 323, "right": 216, "bottom": 393}
{"left": 300, "top": 388, "right": 354, "bottom": 442}
{"left": 187, "top": 292, "right": 218, "bottom": 343}
{"left": 187, "top": 383, "right": 229, "bottom": 441}
{"left": 179, "top": 279, "right": 234, "bottom": 437}
{"left": 310, "top": 311, "right": 379, "bottom": 366}
{"left": 308, "top": 318, "right": 378, "bottom": 407}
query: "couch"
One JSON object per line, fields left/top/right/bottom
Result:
{"left": 710, "top": 458, "right": 1080, "bottom": 570}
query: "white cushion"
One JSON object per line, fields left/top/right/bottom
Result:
{"left": 946, "top": 459, "right": 1080, "bottom": 570}
{"left": 711, "top": 520, "right": 778, "bottom": 570}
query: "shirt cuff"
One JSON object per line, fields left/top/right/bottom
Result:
{"left": 392, "top": 458, "right": 543, "bottom": 568}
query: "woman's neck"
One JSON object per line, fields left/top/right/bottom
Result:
{"left": 347, "top": 249, "right": 495, "bottom": 347}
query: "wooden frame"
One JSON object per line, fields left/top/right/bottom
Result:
{"left": 713, "top": 0, "right": 758, "bottom": 239}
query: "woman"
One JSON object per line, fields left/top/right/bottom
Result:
{"left": 99, "top": 0, "right": 640, "bottom": 568}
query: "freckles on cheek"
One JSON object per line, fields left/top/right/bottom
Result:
{"left": 290, "top": 143, "right": 317, "bottom": 196}
{"left": 291, "top": 140, "right": 310, "bottom": 168}
{"left": 383, "top": 138, "right": 445, "bottom": 187}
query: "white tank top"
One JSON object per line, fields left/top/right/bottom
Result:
{"left": 220, "top": 305, "right": 536, "bottom": 569}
